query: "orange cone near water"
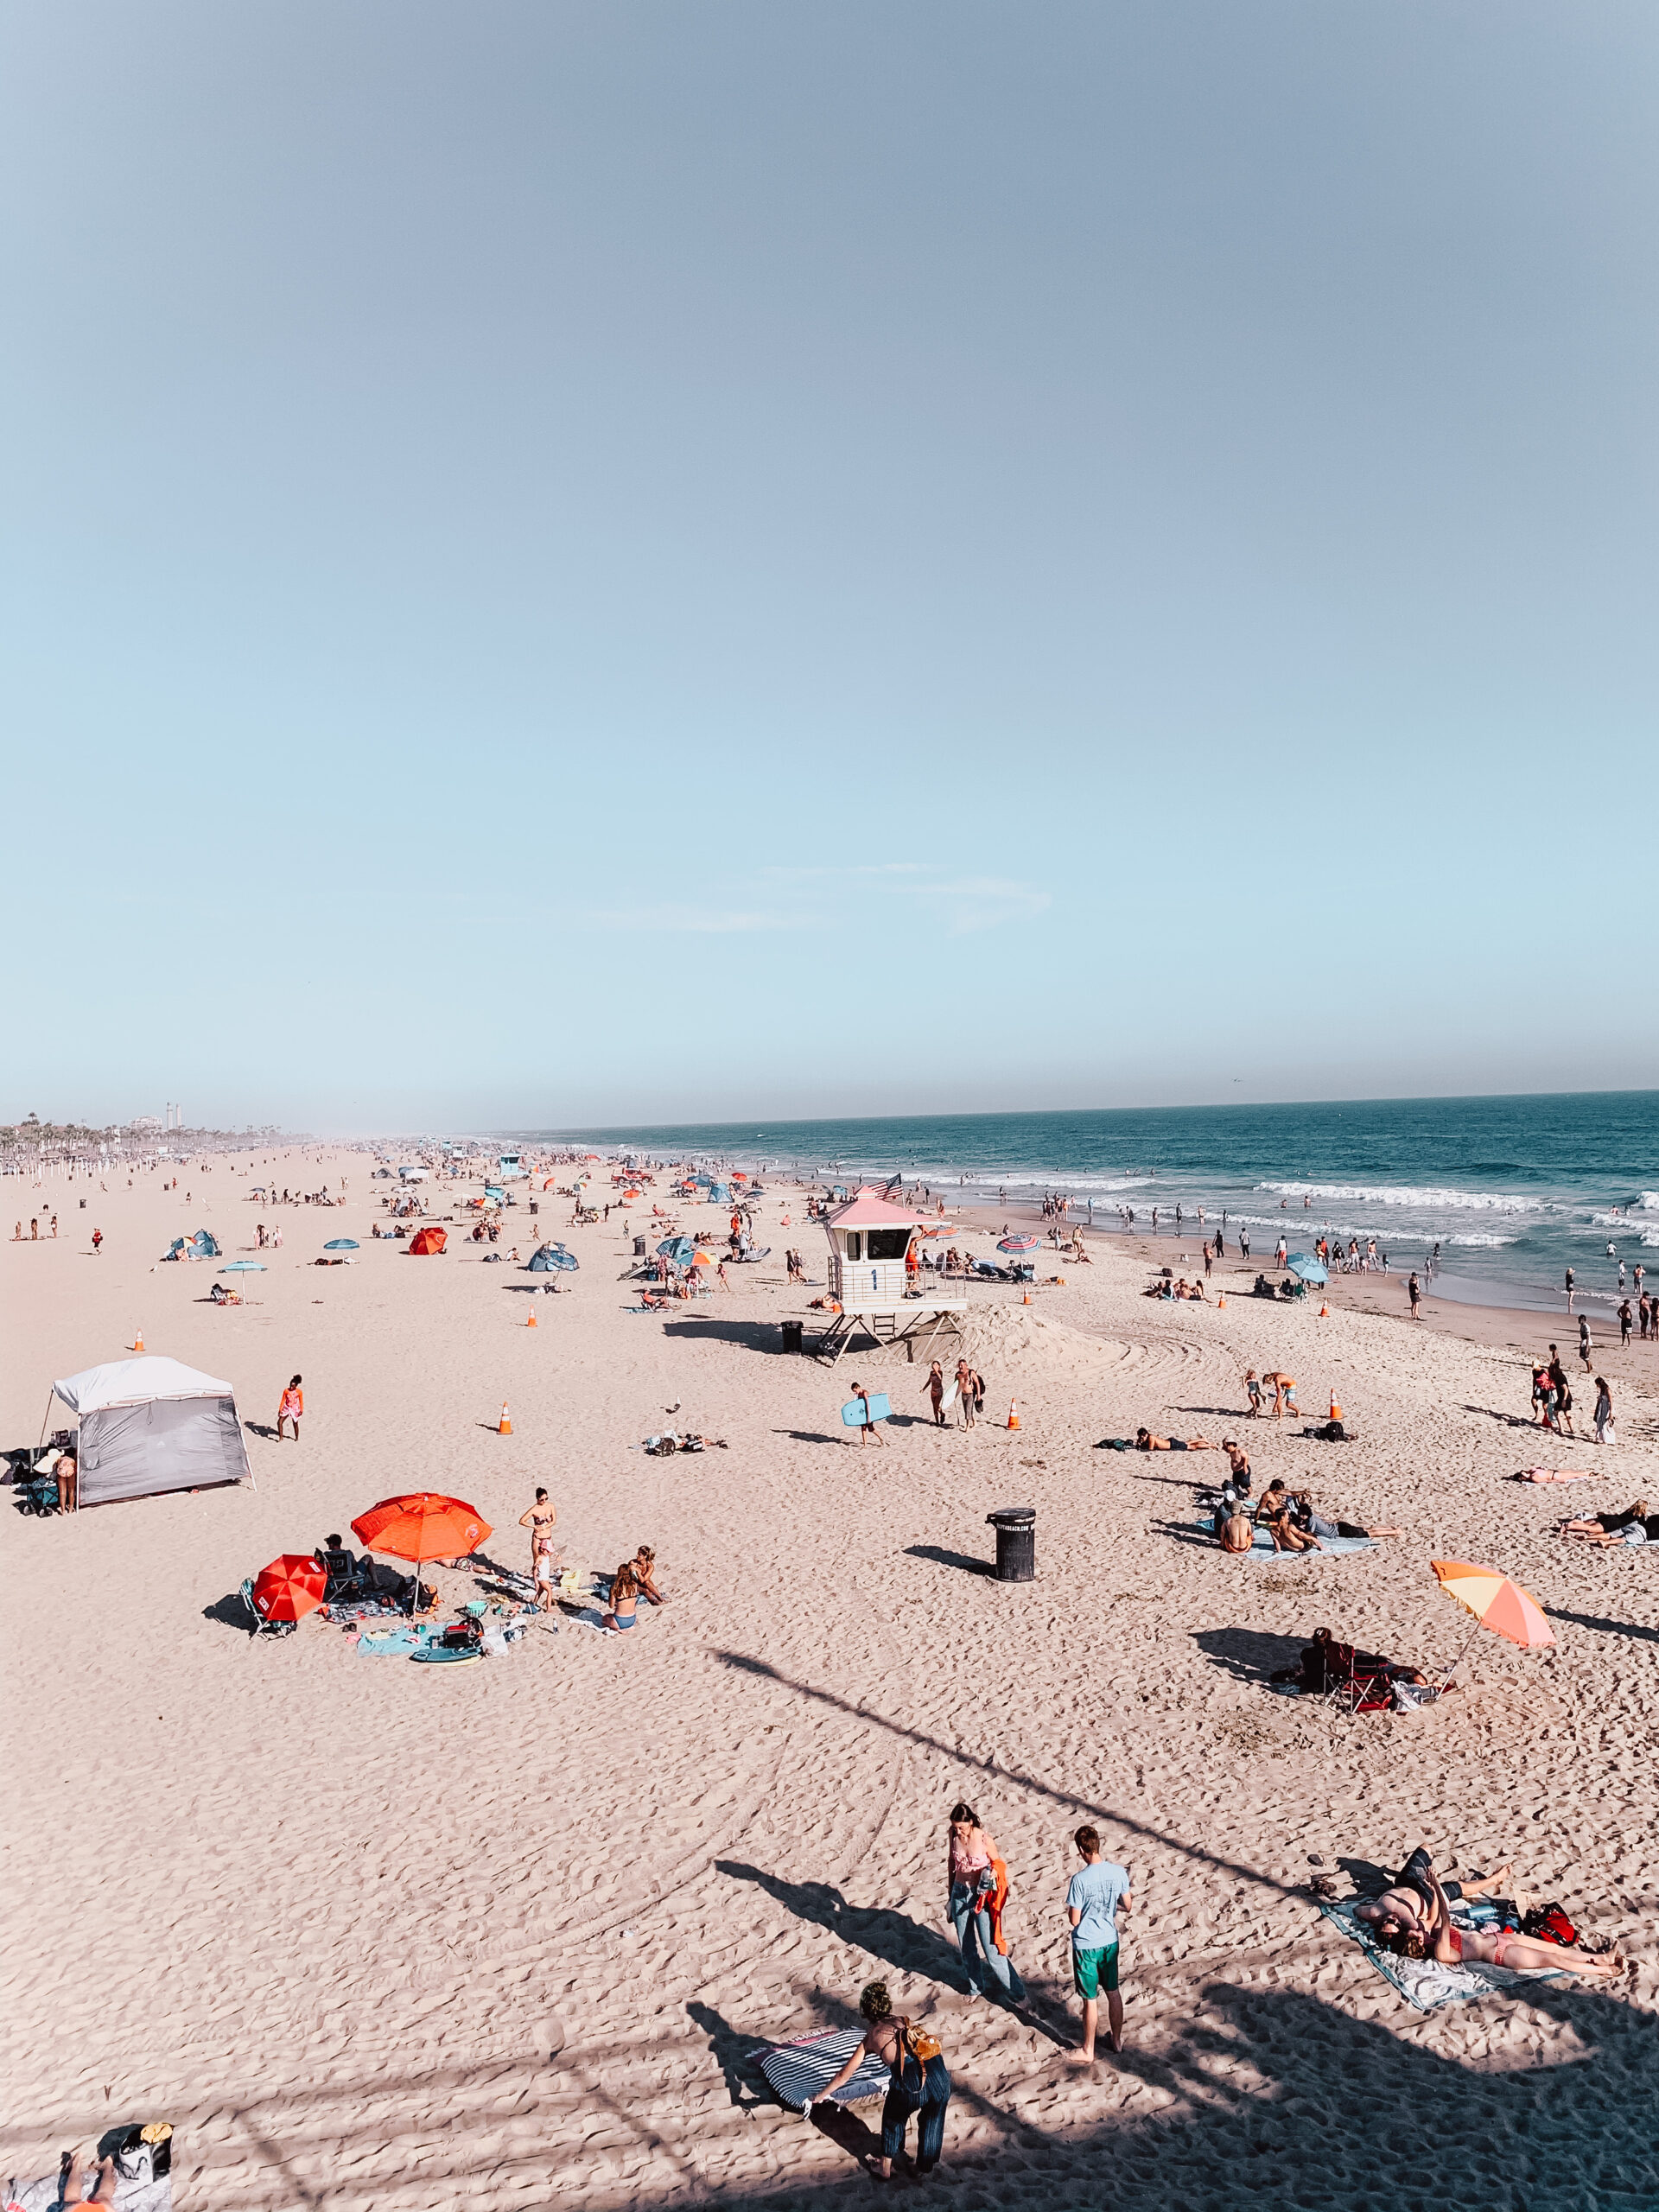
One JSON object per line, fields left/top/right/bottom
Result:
{"left": 1007, "top": 1398, "right": 1020, "bottom": 1431}
{"left": 498, "top": 1401, "right": 512, "bottom": 1434}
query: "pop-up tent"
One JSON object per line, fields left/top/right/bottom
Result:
{"left": 48, "top": 1356, "right": 251, "bottom": 1506}
{"left": 165, "top": 1230, "right": 221, "bottom": 1261}
{"left": 408, "top": 1225, "right": 448, "bottom": 1255}
{"left": 527, "top": 1243, "right": 578, "bottom": 1272}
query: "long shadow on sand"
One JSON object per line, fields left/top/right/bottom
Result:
{"left": 905, "top": 1543, "right": 994, "bottom": 1578}
{"left": 715, "top": 1861, "right": 975, "bottom": 1993}
{"left": 1546, "top": 1606, "right": 1659, "bottom": 1645}
{"left": 661, "top": 1318, "right": 789, "bottom": 1353}
{"left": 1191, "top": 1625, "right": 1304, "bottom": 1684}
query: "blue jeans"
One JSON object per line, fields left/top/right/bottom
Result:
{"left": 949, "top": 1882, "right": 1023, "bottom": 1999}
{"left": 881, "top": 2052, "right": 951, "bottom": 2170}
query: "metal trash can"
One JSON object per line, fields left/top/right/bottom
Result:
{"left": 780, "top": 1319, "right": 804, "bottom": 1355}
{"left": 987, "top": 1506, "right": 1036, "bottom": 1583}
{"left": 529, "top": 1201, "right": 539, "bottom": 1217}
{"left": 634, "top": 1235, "right": 647, "bottom": 1255}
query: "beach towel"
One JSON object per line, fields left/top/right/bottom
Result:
{"left": 1192, "top": 1518, "right": 1375, "bottom": 1558}
{"left": 758, "top": 2029, "right": 891, "bottom": 2109}
{"left": 1318, "top": 1897, "right": 1564, "bottom": 2012}
{"left": 9, "top": 2155, "right": 170, "bottom": 2212}
{"left": 357, "top": 1626, "right": 432, "bottom": 1656}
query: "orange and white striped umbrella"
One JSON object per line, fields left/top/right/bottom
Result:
{"left": 1431, "top": 1560, "right": 1554, "bottom": 1649}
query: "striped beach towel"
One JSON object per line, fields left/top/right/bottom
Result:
{"left": 758, "top": 2030, "right": 890, "bottom": 2108}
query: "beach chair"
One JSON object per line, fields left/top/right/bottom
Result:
{"left": 238, "top": 1578, "right": 296, "bottom": 1638}
{"left": 1318, "top": 1643, "right": 1392, "bottom": 1717}
{"left": 316, "top": 1545, "right": 361, "bottom": 1600}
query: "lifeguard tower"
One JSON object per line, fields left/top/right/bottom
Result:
{"left": 815, "top": 1185, "right": 964, "bottom": 1364}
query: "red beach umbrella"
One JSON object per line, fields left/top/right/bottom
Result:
{"left": 251, "top": 1553, "right": 327, "bottom": 1624}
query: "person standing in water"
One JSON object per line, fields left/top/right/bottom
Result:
{"left": 1565, "top": 1266, "right": 1575, "bottom": 1313}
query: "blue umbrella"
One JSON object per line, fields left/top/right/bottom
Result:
{"left": 220, "top": 1260, "right": 265, "bottom": 1274}
{"left": 657, "top": 1236, "right": 696, "bottom": 1262}
{"left": 1286, "top": 1252, "right": 1328, "bottom": 1283}
{"left": 324, "top": 1237, "right": 359, "bottom": 1250}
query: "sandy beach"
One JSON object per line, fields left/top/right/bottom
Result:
{"left": 4, "top": 1147, "right": 1657, "bottom": 2210}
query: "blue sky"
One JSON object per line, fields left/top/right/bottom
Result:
{"left": 3, "top": 3, "right": 1655, "bottom": 1131}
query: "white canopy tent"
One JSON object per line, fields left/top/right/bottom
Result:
{"left": 49, "top": 1356, "right": 252, "bottom": 1506}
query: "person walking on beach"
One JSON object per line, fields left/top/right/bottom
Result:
{"left": 91, "top": 1227, "right": 102, "bottom": 1254}
{"left": 1592, "top": 1377, "right": 1616, "bottom": 1446}
{"left": 1067, "top": 1826, "right": 1133, "bottom": 2060}
{"left": 807, "top": 1980, "right": 951, "bottom": 2182}
{"left": 1619, "top": 1300, "right": 1633, "bottom": 1346}
{"left": 1239, "top": 1227, "right": 1250, "bottom": 1261}
{"left": 849, "top": 1382, "right": 887, "bottom": 1446}
{"left": 944, "top": 1802, "right": 1023, "bottom": 2003}
{"left": 1565, "top": 1266, "right": 1575, "bottom": 1313}
{"left": 954, "top": 1358, "right": 976, "bottom": 1428}
{"left": 276, "top": 1374, "right": 303, "bottom": 1441}
{"left": 1580, "top": 1317, "right": 1593, "bottom": 1371}
{"left": 1243, "top": 1369, "right": 1262, "bottom": 1418}
{"left": 922, "top": 1359, "right": 946, "bottom": 1427}
{"left": 1408, "top": 1272, "right": 1422, "bottom": 1319}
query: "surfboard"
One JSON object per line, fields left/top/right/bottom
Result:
{"left": 841, "top": 1393, "right": 892, "bottom": 1427}
{"left": 939, "top": 1382, "right": 958, "bottom": 1412}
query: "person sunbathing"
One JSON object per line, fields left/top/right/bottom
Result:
{"left": 1355, "top": 1850, "right": 1511, "bottom": 1942}
{"left": 632, "top": 1544, "right": 667, "bottom": 1604}
{"left": 1556, "top": 1499, "right": 1653, "bottom": 1544}
{"left": 1135, "top": 1428, "right": 1221, "bottom": 1452}
{"left": 57, "top": 2150, "right": 120, "bottom": 2208}
{"left": 1252, "top": 1481, "right": 1320, "bottom": 1550}
{"left": 1395, "top": 1868, "right": 1624, "bottom": 1978}
{"left": 1290, "top": 1490, "right": 1402, "bottom": 1539}
{"left": 603, "top": 1560, "right": 640, "bottom": 1631}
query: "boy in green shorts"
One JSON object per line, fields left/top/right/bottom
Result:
{"left": 1066, "top": 1825, "right": 1133, "bottom": 2058}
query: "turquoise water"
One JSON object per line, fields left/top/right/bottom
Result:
{"left": 523, "top": 1092, "right": 1659, "bottom": 1315}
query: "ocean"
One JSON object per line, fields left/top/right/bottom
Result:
{"left": 524, "top": 1091, "right": 1659, "bottom": 1317}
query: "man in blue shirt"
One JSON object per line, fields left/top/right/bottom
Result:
{"left": 1065, "top": 1825, "right": 1133, "bottom": 2058}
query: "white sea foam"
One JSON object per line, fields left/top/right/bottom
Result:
{"left": 1644, "top": 1227, "right": 1659, "bottom": 1247}
{"left": 1257, "top": 1182, "right": 1536, "bottom": 1213}
{"left": 1447, "top": 1233, "right": 1519, "bottom": 1247}
{"left": 1640, "top": 1192, "right": 1659, "bottom": 1211}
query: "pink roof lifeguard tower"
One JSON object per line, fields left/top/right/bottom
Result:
{"left": 816, "top": 1185, "right": 964, "bottom": 1363}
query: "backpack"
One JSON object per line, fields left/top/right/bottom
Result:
{"left": 1520, "top": 1902, "right": 1577, "bottom": 1946}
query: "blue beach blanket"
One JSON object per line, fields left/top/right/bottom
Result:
{"left": 1318, "top": 1897, "right": 1564, "bottom": 2012}
{"left": 1195, "top": 1517, "right": 1375, "bottom": 1558}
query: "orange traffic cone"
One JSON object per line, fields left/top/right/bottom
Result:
{"left": 134, "top": 1329, "right": 144, "bottom": 1352}
{"left": 1217, "top": 1293, "right": 1226, "bottom": 1308}
{"left": 498, "top": 1401, "right": 512, "bottom": 1434}
{"left": 1319, "top": 1301, "right": 1330, "bottom": 1319}
{"left": 1329, "top": 1392, "right": 1342, "bottom": 1421}
{"left": 526, "top": 1306, "right": 537, "bottom": 1328}
{"left": 1007, "top": 1399, "right": 1020, "bottom": 1431}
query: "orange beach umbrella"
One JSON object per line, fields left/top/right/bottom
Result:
{"left": 1432, "top": 1560, "right": 1554, "bottom": 1649}
{"left": 353, "top": 1495, "right": 492, "bottom": 1614}
{"left": 251, "top": 1553, "right": 327, "bottom": 1624}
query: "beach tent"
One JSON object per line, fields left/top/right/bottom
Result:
{"left": 48, "top": 1356, "right": 251, "bottom": 1507}
{"left": 165, "top": 1229, "right": 221, "bottom": 1261}
{"left": 408, "top": 1225, "right": 448, "bottom": 1255}
{"left": 526, "top": 1243, "right": 579, "bottom": 1273}
{"left": 397, "top": 1166, "right": 429, "bottom": 1182}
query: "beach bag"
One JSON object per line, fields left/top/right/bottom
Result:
{"left": 1520, "top": 1902, "right": 1576, "bottom": 1946}
{"left": 902, "top": 2021, "right": 944, "bottom": 2063}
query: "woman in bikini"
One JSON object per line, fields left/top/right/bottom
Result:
{"left": 1389, "top": 1867, "right": 1624, "bottom": 1979}
{"left": 603, "top": 1560, "right": 639, "bottom": 1631}
{"left": 1556, "top": 1498, "right": 1652, "bottom": 1545}
{"left": 632, "top": 1545, "right": 667, "bottom": 1604}
{"left": 808, "top": 1980, "right": 952, "bottom": 2180}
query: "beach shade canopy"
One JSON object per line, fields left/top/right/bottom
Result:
{"left": 1286, "top": 1252, "right": 1328, "bottom": 1283}
{"left": 689, "top": 1248, "right": 716, "bottom": 1268}
{"left": 657, "top": 1236, "right": 697, "bottom": 1262}
{"left": 407, "top": 1225, "right": 448, "bottom": 1255}
{"left": 323, "top": 1237, "right": 359, "bottom": 1250}
{"left": 251, "top": 1553, "right": 327, "bottom": 1624}
{"left": 50, "top": 1355, "right": 251, "bottom": 1506}
{"left": 997, "top": 1235, "right": 1040, "bottom": 1253}
{"left": 1432, "top": 1560, "right": 1554, "bottom": 1649}
{"left": 543, "top": 1177, "right": 558, "bottom": 1190}
{"left": 353, "top": 1492, "right": 493, "bottom": 1565}
{"left": 220, "top": 1260, "right": 265, "bottom": 1274}
{"left": 526, "top": 1243, "right": 578, "bottom": 1272}
{"left": 165, "top": 1229, "right": 221, "bottom": 1261}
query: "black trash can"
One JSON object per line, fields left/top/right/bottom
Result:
{"left": 780, "top": 1319, "right": 804, "bottom": 1354}
{"left": 987, "top": 1506, "right": 1036, "bottom": 1582}
{"left": 529, "top": 1200, "right": 539, "bottom": 1217}
{"left": 634, "top": 1236, "right": 647, "bottom": 1256}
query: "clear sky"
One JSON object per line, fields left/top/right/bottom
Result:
{"left": 3, "top": 3, "right": 1655, "bottom": 1132}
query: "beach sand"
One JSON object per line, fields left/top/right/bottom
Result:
{"left": 3, "top": 1151, "right": 1656, "bottom": 2209}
